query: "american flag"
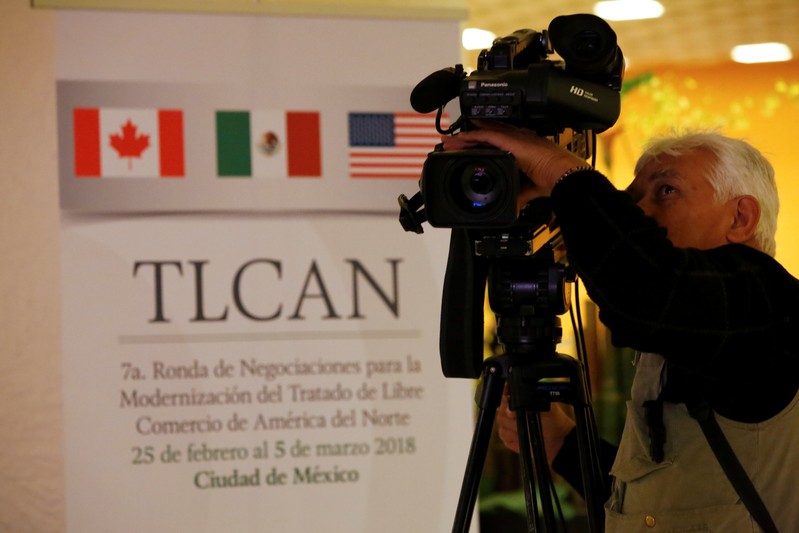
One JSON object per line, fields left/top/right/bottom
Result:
{"left": 348, "top": 112, "right": 448, "bottom": 179}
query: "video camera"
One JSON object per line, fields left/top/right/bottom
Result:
{"left": 399, "top": 13, "right": 624, "bottom": 231}
{"left": 396, "top": 18, "right": 622, "bottom": 528}
{"left": 397, "top": 14, "right": 624, "bottom": 379}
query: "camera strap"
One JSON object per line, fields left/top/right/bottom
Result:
{"left": 685, "top": 398, "right": 779, "bottom": 533}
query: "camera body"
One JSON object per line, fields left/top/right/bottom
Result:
{"left": 410, "top": 14, "right": 624, "bottom": 229}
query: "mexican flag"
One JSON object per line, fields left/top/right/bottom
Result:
{"left": 73, "top": 108, "right": 185, "bottom": 178}
{"left": 215, "top": 110, "right": 322, "bottom": 178}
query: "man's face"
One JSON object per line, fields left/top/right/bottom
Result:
{"left": 627, "top": 149, "right": 739, "bottom": 250}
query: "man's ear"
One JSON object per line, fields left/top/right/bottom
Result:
{"left": 727, "top": 195, "right": 761, "bottom": 246}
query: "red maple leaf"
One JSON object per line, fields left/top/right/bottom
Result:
{"left": 110, "top": 119, "right": 150, "bottom": 170}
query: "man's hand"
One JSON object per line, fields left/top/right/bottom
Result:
{"left": 497, "top": 384, "right": 576, "bottom": 464}
{"left": 440, "top": 122, "right": 588, "bottom": 206}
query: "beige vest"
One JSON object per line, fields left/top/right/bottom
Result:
{"left": 605, "top": 352, "right": 799, "bottom": 532}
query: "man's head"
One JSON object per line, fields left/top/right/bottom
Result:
{"left": 628, "top": 132, "right": 779, "bottom": 256}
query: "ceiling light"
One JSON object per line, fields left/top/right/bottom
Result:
{"left": 462, "top": 28, "right": 496, "bottom": 51}
{"left": 594, "top": 0, "right": 664, "bottom": 21}
{"left": 731, "top": 43, "right": 793, "bottom": 64}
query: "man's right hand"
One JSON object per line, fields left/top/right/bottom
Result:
{"left": 497, "top": 384, "right": 577, "bottom": 464}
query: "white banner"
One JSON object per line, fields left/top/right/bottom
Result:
{"left": 56, "top": 9, "right": 477, "bottom": 533}
{"left": 61, "top": 214, "right": 474, "bottom": 532}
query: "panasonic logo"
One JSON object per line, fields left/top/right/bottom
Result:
{"left": 480, "top": 82, "right": 509, "bottom": 88}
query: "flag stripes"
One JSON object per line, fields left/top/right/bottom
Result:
{"left": 216, "top": 111, "right": 251, "bottom": 177}
{"left": 348, "top": 112, "right": 446, "bottom": 179}
{"left": 157, "top": 110, "right": 185, "bottom": 177}
{"left": 74, "top": 108, "right": 102, "bottom": 177}
{"left": 286, "top": 111, "right": 322, "bottom": 177}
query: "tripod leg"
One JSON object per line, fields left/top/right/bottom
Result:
{"left": 514, "top": 397, "right": 559, "bottom": 531}
{"left": 509, "top": 352, "right": 609, "bottom": 532}
{"left": 516, "top": 408, "right": 547, "bottom": 532}
{"left": 573, "top": 404, "right": 606, "bottom": 531}
{"left": 451, "top": 361, "right": 506, "bottom": 533}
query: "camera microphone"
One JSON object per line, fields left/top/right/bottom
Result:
{"left": 410, "top": 66, "right": 464, "bottom": 114}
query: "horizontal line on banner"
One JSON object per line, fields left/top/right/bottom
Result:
{"left": 33, "top": 1, "right": 468, "bottom": 21}
{"left": 118, "top": 329, "right": 422, "bottom": 345}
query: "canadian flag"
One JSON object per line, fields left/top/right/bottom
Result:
{"left": 73, "top": 108, "right": 185, "bottom": 178}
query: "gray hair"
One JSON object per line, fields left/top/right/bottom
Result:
{"left": 634, "top": 132, "right": 779, "bottom": 256}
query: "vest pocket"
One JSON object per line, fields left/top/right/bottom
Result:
{"left": 606, "top": 455, "right": 672, "bottom": 514}
{"left": 608, "top": 400, "right": 675, "bottom": 513}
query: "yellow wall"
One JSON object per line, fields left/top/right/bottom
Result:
{"left": 598, "top": 61, "right": 799, "bottom": 274}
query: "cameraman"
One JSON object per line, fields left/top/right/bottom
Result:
{"left": 442, "top": 125, "right": 799, "bottom": 530}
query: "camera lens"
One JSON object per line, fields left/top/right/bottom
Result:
{"left": 420, "top": 149, "right": 518, "bottom": 228}
{"left": 451, "top": 162, "right": 506, "bottom": 213}
{"left": 467, "top": 166, "right": 493, "bottom": 197}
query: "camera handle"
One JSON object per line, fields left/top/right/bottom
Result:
{"left": 451, "top": 329, "right": 606, "bottom": 533}
{"left": 398, "top": 192, "right": 426, "bottom": 234}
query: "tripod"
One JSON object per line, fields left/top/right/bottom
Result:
{"left": 449, "top": 256, "right": 606, "bottom": 533}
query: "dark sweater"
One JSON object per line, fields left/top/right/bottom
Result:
{"left": 548, "top": 169, "right": 799, "bottom": 498}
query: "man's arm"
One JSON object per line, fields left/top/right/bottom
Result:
{"left": 551, "top": 427, "right": 617, "bottom": 502}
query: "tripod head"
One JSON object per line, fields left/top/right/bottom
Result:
{"left": 439, "top": 198, "right": 575, "bottom": 378}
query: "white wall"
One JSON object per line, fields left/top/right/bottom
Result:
{"left": 0, "top": 1, "right": 64, "bottom": 531}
